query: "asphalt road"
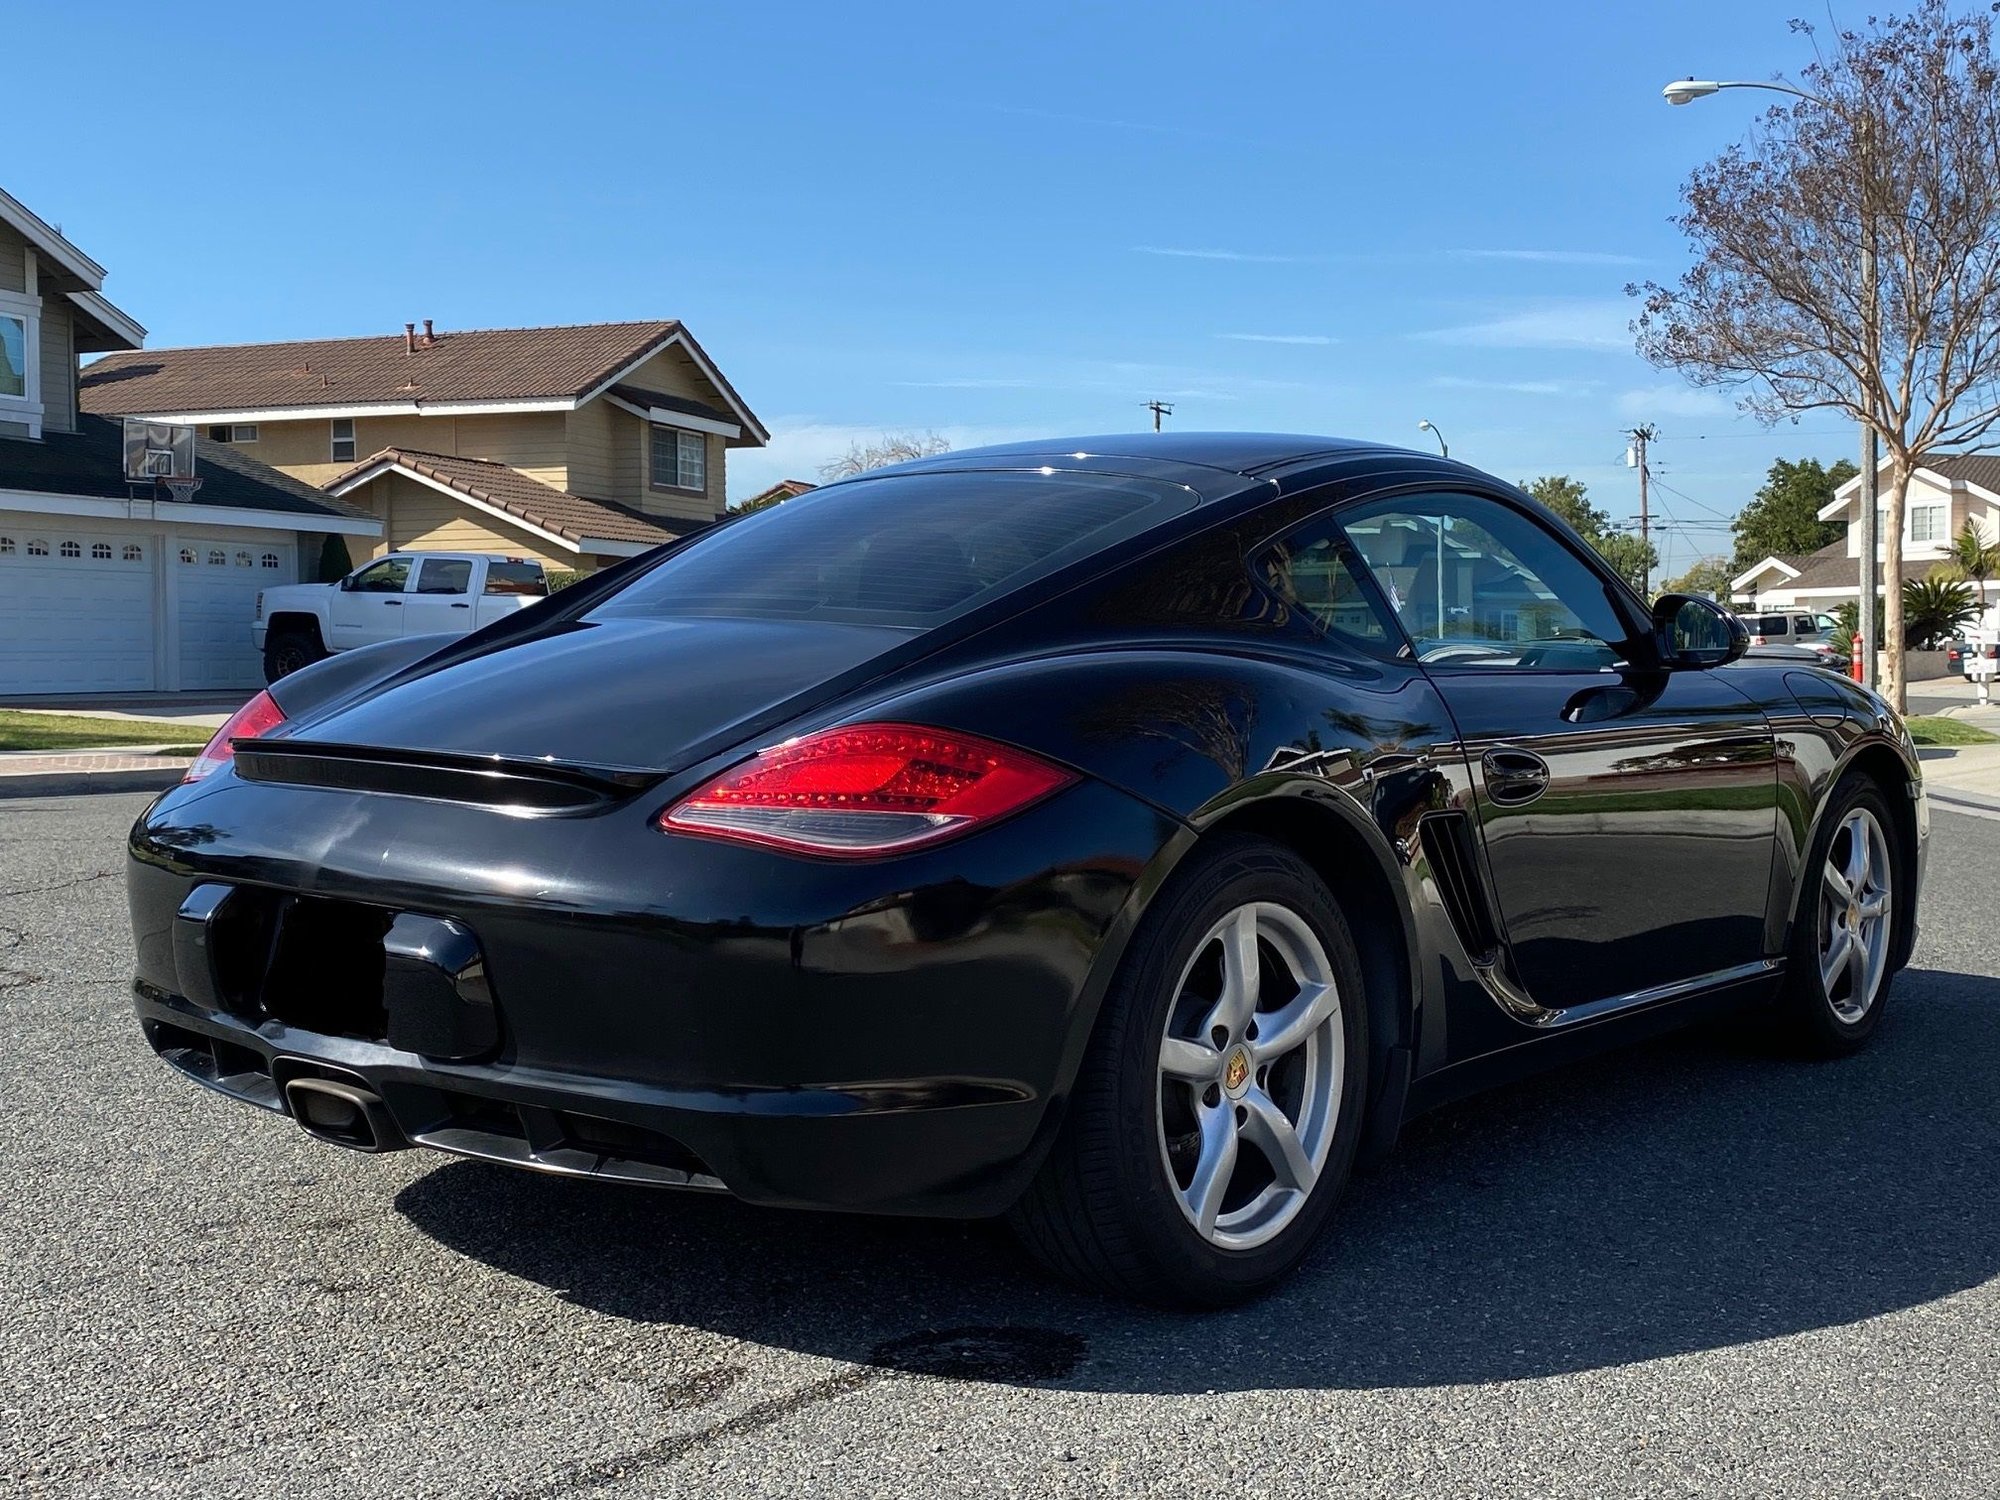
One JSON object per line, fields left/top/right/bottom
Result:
{"left": 5, "top": 793, "right": 1998, "bottom": 1498}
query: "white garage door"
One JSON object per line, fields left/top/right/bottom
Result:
{"left": 177, "top": 540, "right": 294, "bottom": 690}
{"left": 0, "top": 525, "right": 157, "bottom": 694}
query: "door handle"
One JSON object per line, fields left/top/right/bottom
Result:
{"left": 450, "top": 602, "right": 470, "bottom": 609}
{"left": 1481, "top": 748, "right": 1550, "bottom": 807}
{"left": 384, "top": 599, "right": 402, "bottom": 606}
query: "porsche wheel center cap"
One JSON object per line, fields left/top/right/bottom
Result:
{"left": 1222, "top": 1047, "right": 1252, "bottom": 1098}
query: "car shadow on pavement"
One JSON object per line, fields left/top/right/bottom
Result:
{"left": 396, "top": 968, "right": 2000, "bottom": 1393}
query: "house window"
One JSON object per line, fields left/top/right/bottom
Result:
{"left": 180, "top": 547, "right": 197, "bottom": 564}
{"left": 0, "top": 288, "right": 41, "bottom": 434}
{"left": 1911, "top": 504, "right": 1945, "bottom": 544}
{"left": 26, "top": 539, "right": 48, "bottom": 556}
{"left": 91, "top": 543, "right": 112, "bottom": 560}
{"left": 331, "top": 418, "right": 357, "bottom": 462}
{"left": 261, "top": 552, "right": 280, "bottom": 568}
{"left": 207, "top": 549, "right": 226, "bottom": 566}
{"left": 123, "top": 544, "right": 143, "bottom": 561}
{"left": 207, "top": 424, "right": 259, "bottom": 443}
{"left": 235, "top": 550, "right": 253, "bottom": 567}
{"left": 0, "top": 314, "right": 26, "bottom": 400}
{"left": 0, "top": 536, "right": 12, "bottom": 555}
{"left": 650, "top": 425, "right": 706, "bottom": 491}
{"left": 59, "top": 540, "right": 80, "bottom": 558}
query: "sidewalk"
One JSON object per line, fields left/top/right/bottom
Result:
{"left": 1918, "top": 736, "right": 2000, "bottom": 819}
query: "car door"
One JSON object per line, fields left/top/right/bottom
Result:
{"left": 1337, "top": 489, "right": 1779, "bottom": 1015}
{"left": 327, "top": 556, "right": 413, "bottom": 648}
{"left": 401, "top": 557, "right": 477, "bottom": 636}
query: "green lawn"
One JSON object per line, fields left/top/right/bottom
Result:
{"left": 0, "top": 711, "right": 212, "bottom": 754}
{"left": 1906, "top": 715, "right": 2000, "bottom": 747}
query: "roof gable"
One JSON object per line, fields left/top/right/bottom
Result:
{"left": 328, "top": 447, "right": 693, "bottom": 556}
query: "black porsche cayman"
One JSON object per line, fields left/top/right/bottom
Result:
{"left": 129, "top": 434, "right": 1927, "bottom": 1305}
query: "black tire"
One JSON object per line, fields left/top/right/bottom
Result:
{"left": 1773, "top": 772, "right": 1902, "bottom": 1056}
{"left": 1008, "top": 834, "right": 1370, "bottom": 1307}
{"left": 263, "top": 626, "right": 325, "bottom": 684}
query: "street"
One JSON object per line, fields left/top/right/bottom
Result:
{"left": 4, "top": 792, "right": 1997, "bottom": 1498}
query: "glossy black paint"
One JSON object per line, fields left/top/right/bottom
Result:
{"left": 128, "top": 434, "right": 1928, "bottom": 1218}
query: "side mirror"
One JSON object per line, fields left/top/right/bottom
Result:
{"left": 1653, "top": 593, "right": 1747, "bottom": 669}
{"left": 338, "top": 574, "right": 357, "bottom": 591}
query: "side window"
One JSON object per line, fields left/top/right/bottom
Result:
{"left": 1339, "top": 493, "right": 1637, "bottom": 670}
{"left": 350, "top": 558, "right": 411, "bottom": 593}
{"left": 415, "top": 558, "right": 473, "bottom": 594}
{"left": 1257, "top": 525, "right": 1396, "bottom": 651}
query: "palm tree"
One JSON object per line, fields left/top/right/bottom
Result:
{"left": 1901, "top": 576, "right": 1980, "bottom": 650}
{"left": 1938, "top": 521, "right": 2000, "bottom": 606}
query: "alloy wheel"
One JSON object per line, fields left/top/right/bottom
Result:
{"left": 1155, "top": 901, "right": 1343, "bottom": 1251}
{"left": 1818, "top": 806, "right": 1893, "bottom": 1024}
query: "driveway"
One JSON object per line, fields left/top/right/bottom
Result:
{"left": 5, "top": 794, "right": 1997, "bottom": 1497}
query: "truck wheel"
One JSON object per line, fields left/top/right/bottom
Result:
{"left": 263, "top": 627, "right": 325, "bottom": 683}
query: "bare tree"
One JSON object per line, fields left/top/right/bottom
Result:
{"left": 817, "top": 431, "right": 952, "bottom": 481}
{"left": 1632, "top": 2, "right": 2000, "bottom": 709}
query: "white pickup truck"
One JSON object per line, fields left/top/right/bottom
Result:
{"left": 254, "top": 552, "right": 551, "bottom": 682}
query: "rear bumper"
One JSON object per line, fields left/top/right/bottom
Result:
{"left": 127, "top": 773, "right": 1173, "bottom": 1216}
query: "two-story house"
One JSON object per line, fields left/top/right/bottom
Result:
{"left": 1731, "top": 456, "right": 2000, "bottom": 610}
{"left": 0, "top": 187, "right": 382, "bottom": 696}
{"left": 80, "top": 319, "right": 768, "bottom": 575}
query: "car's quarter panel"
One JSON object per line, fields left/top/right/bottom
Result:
{"left": 129, "top": 767, "right": 1175, "bottom": 1216}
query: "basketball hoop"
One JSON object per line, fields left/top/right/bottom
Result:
{"left": 158, "top": 475, "right": 204, "bottom": 504}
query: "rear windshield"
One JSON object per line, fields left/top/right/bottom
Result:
{"left": 1748, "top": 614, "right": 1789, "bottom": 634}
{"left": 590, "top": 469, "right": 1195, "bottom": 627}
{"left": 484, "top": 561, "right": 548, "bottom": 597}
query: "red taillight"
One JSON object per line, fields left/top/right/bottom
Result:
{"left": 183, "top": 690, "right": 288, "bottom": 783}
{"left": 660, "top": 723, "right": 1077, "bottom": 857}
{"left": 1749, "top": 634, "right": 1767, "bottom": 646}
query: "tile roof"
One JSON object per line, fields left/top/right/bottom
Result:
{"left": 1926, "top": 454, "right": 2000, "bottom": 495}
{"left": 1759, "top": 539, "right": 1936, "bottom": 593}
{"left": 0, "top": 414, "right": 377, "bottom": 521}
{"left": 331, "top": 448, "right": 692, "bottom": 549}
{"left": 739, "top": 479, "right": 818, "bottom": 507}
{"left": 79, "top": 321, "right": 684, "bottom": 416}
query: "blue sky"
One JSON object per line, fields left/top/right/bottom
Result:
{"left": 13, "top": 0, "right": 1866, "bottom": 577}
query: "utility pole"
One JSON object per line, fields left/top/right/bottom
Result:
{"left": 1143, "top": 400, "right": 1173, "bottom": 432}
{"left": 1627, "top": 424, "right": 1658, "bottom": 597}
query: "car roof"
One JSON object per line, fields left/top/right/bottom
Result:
{"left": 885, "top": 432, "right": 1408, "bottom": 481}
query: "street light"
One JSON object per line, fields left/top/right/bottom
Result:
{"left": 1417, "top": 419, "right": 1448, "bottom": 458}
{"left": 1660, "top": 74, "right": 1880, "bottom": 689}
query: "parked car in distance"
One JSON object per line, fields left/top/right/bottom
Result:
{"left": 1741, "top": 639, "right": 1848, "bottom": 672}
{"left": 255, "top": 553, "right": 550, "bottom": 682}
{"left": 135, "top": 433, "right": 1926, "bottom": 1306}
{"left": 1736, "top": 610, "right": 1829, "bottom": 648}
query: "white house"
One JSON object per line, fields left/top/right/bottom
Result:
{"left": 0, "top": 186, "right": 381, "bottom": 696}
{"left": 1731, "top": 455, "right": 2000, "bottom": 610}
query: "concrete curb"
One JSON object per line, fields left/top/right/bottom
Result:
{"left": 0, "top": 768, "right": 184, "bottom": 799}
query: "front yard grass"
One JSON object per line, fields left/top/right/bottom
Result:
{"left": 0, "top": 711, "right": 211, "bottom": 753}
{"left": 1905, "top": 714, "right": 2000, "bottom": 747}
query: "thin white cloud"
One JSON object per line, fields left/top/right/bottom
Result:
{"left": 1415, "top": 301, "right": 1633, "bottom": 352}
{"left": 1616, "top": 384, "right": 1734, "bottom": 418}
{"left": 1135, "top": 245, "right": 1312, "bottom": 264}
{"left": 1217, "top": 333, "right": 1335, "bottom": 346}
{"left": 1457, "top": 249, "right": 1646, "bottom": 267}
{"left": 1430, "top": 375, "right": 1597, "bottom": 397}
